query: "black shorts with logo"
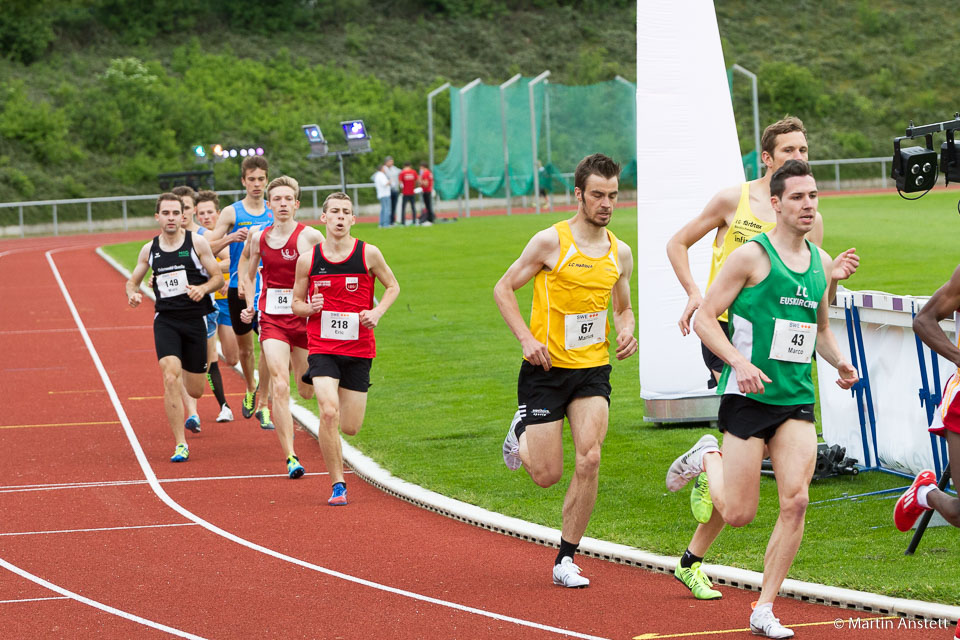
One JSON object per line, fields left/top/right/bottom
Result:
{"left": 154, "top": 312, "right": 208, "bottom": 374}
{"left": 227, "top": 287, "right": 258, "bottom": 337}
{"left": 700, "top": 320, "right": 728, "bottom": 389}
{"left": 516, "top": 360, "right": 611, "bottom": 426}
{"left": 718, "top": 393, "right": 815, "bottom": 442}
{"left": 302, "top": 353, "right": 372, "bottom": 392}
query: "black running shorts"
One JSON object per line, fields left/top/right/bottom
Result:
{"left": 516, "top": 360, "right": 611, "bottom": 426}
{"left": 154, "top": 313, "right": 208, "bottom": 374}
{"left": 303, "top": 353, "right": 372, "bottom": 392}
{"left": 718, "top": 394, "right": 815, "bottom": 442}
{"left": 700, "top": 320, "right": 728, "bottom": 389}
{"left": 227, "top": 287, "right": 258, "bottom": 336}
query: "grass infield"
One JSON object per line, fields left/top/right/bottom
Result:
{"left": 104, "top": 190, "right": 960, "bottom": 605}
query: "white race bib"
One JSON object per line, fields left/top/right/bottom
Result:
{"left": 320, "top": 310, "right": 359, "bottom": 341}
{"left": 564, "top": 310, "right": 607, "bottom": 351}
{"left": 156, "top": 269, "right": 188, "bottom": 299}
{"left": 769, "top": 318, "right": 816, "bottom": 363}
{"left": 265, "top": 288, "right": 293, "bottom": 315}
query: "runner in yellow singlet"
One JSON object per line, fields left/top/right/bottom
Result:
{"left": 665, "top": 116, "right": 859, "bottom": 600}
{"left": 494, "top": 153, "right": 637, "bottom": 589}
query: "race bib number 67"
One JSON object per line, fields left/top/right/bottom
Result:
{"left": 564, "top": 310, "right": 607, "bottom": 351}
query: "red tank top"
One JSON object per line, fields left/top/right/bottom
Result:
{"left": 258, "top": 223, "right": 304, "bottom": 314}
{"left": 306, "top": 239, "right": 376, "bottom": 358}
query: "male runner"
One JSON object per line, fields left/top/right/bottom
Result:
{"left": 205, "top": 156, "right": 273, "bottom": 427}
{"left": 172, "top": 186, "right": 199, "bottom": 233}
{"left": 125, "top": 193, "right": 223, "bottom": 462}
{"left": 494, "top": 153, "right": 637, "bottom": 588}
{"left": 665, "top": 116, "right": 858, "bottom": 599}
{"left": 893, "top": 268, "right": 960, "bottom": 533}
{"left": 292, "top": 192, "right": 399, "bottom": 505}
{"left": 241, "top": 176, "right": 324, "bottom": 478}
{"left": 666, "top": 160, "right": 858, "bottom": 638}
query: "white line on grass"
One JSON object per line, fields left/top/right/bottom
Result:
{"left": 46, "top": 248, "right": 611, "bottom": 640}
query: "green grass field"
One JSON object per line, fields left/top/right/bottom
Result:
{"left": 103, "top": 190, "right": 960, "bottom": 605}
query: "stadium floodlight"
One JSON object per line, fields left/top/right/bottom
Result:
{"left": 193, "top": 145, "right": 206, "bottom": 158}
{"left": 341, "top": 119, "right": 372, "bottom": 153}
{"left": 240, "top": 149, "right": 248, "bottom": 157}
{"left": 303, "top": 124, "right": 329, "bottom": 157}
{"left": 892, "top": 137, "right": 936, "bottom": 194}
{"left": 256, "top": 147, "right": 264, "bottom": 156}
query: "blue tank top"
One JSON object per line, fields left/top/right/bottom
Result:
{"left": 228, "top": 200, "right": 273, "bottom": 288}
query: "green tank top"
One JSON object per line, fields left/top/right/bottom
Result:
{"left": 717, "top": 233, "right": 827, "bottom": 405}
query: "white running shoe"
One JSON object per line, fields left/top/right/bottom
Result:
{"left": 666, "top": 434, "right": 720, "bottom": 492}
{"left": 552, "top": 556, "right": 589, "bottom": 588}
{"left": 749, "top": 606, "right": 794, "bottom": 638}
{"left": 502, "top": 410, "right": 522, "bottom": 470}
{"left": 216, "top": 404, "right": 234, "bottom": 423}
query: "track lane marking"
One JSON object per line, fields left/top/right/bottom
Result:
{"left": 0, "top": 470, "right": 351, "bottom": 493}
{"left": 0, "top": 420, "right": 120, "bottom": 430}
{"left": 47, "top": 246, "right": 613, "bottom": 640}
{"left": 1, "top": 596, "right": 70, "bottom": 604}
{"left": 0, "top": 523, "right": 197, "bottom": 537}
{"left": 631, "top": 616, "right": 901, "bottom": 638}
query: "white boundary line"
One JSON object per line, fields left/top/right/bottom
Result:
{"left": 0, "top": 596, "right": 70, "bottom": 604}
{"left": 0, "top": 471, "right": 343, "bottom": 494}
{"left": 54, "top": 247, "right": 611, "bottom": 640}
{"left": 95, "top": 247, "right": 960, "bottom": 625}
{"left": 0, "top": 523, "right": 198, "bottom": 537}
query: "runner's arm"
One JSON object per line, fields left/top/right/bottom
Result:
{"left": 666, "top": 185, "right": 738, "bottom": 335}
{"left": 361, "top": 244, "right": 399, "bottom": 329}
{"left": 189, "top": 235, "right": 225, "bottom": 300}
{"left": 292, "top": 253, "right": 317, "bottom": 318}
{"left": 696, "top": 244, "right": 772, "bottom": 394}
{"left": 239, "top": 231, "right": 262, "bottom": 322}
{"left": 237, "top": 230, "right": 255, "bottom": 299}
{"left": 125, "top": 242, "right": 152, "bottom": 307}
{"left": 913, "top": 263, "right": 960, "bottom": 367}
{"left": 204, "top": 205, "right": 244, "bottom": 254}
{"left": 493, "top": 228, "right": 559, "bottom": 370}
{"left": 814, "top": 250, "right": 858, "bottom": 389}
{"left": 611, "top": 240, "right": 637, "bottom": 361}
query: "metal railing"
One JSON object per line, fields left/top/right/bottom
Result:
{"left": 807, "top": 156, "right": 890, "bottom": 190}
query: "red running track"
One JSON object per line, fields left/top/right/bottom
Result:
{"left": 0, "top": 233, "right": 949, "bottom": 639}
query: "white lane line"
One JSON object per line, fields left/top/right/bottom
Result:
{"left": 0, "top": 326, "right": 146, "bottom": 335}
{"left": 47, "top": 247, "right": 610, "bottom": 640}
{"left": 0, "top": 523, "right": 197, "bottom": 537}
{"left": 0, "top": 471, "right": 348, "bottom": 494}
{"left": 0, "top": 596, "right": 70, "bottom": 604}
{"left": 0, "top": 557, "right": 208, "bottom": 639}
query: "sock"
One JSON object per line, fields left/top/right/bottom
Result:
{"left": 555, "top": 538, "right": 579, "bottom": 565}
{"left": 916, "top": 483, "right": 935, "bottom": 509}
{"left": 752, "top": 602, "right": 772, "bottom": 616}
{"left": 679, "top": 549, "right": 703, "bottom": 569}
{"left": 206, "top": 362, "right": 228, "bottom": 408}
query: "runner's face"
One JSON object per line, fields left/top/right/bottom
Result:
{"left": 155, "top": 200, "right": 184, "bottom": 234}
{"left": 181, "top": 196, "right": 196, "bottom": 225}
{"left": 320, "top": 199, "right": 355, "bottom": 237}
{"left": 767, "top": 131, "right": 808, "bottom": 172}
{"left": 195, "top": 201, "right": 219, "bottom": 230}
{"left": 773, "top": 175, "right": 818, "bottom": 233}
{"left": 575, "top": 174, "right": 619, "bottom": 228}
{"left": 268, "top": 186, "right": 299, "bottom": 222}
{"left": 242, "top": 169, "right": 268, "bottom": 200}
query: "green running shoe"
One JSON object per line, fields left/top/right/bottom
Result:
{"left": 690, "top": 472, "right": 713, "bottom": 524}
{"left": 674, "top": 561, "right": 721, "bottom": 600}
{"left": 170, "top": 443, "right": 189, "bottom": 463}
{"left": 242, "top": 387, "right": 257, "bottom": 419}
{"left": 286, "top": 454, "right": 305, "bottom": 479}
{"left": 256, "top": 407, "right": 274, "bottom": 430}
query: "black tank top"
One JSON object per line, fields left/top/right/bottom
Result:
{"left": 148, "top": 231, "right": 214, "bottom": 317}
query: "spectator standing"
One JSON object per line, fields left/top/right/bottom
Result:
{"left": 373, "top": 164, "right": 393, "bottom": 228}
{"left": 398, "top": 162, "right": 420, "bottom": 226}
{"left": 419, "top": 163, "right": 435, "bottom": 225}
{"left": 384, "top": 156, "right": 401, "bottom": 224}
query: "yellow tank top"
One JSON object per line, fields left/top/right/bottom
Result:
{"left": 214, "top": 256, "right": 228, "bottom": 300}
{"left": 705, "top": 182, "right": 776, "bottom": 322}
{"left": 529, "top": 221, "right": 621, "bottom": 368}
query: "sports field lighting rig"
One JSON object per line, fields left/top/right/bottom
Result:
{"left": 303, "top": 124, "right": 328, "bottom": 157}
{"left": 892, "top": 114, "right": 960, "bottom": 201}
{"left": 302, "top": 119, "right": 372, "bottom": 191}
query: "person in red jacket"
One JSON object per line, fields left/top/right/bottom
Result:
{"left": 398, "top": 162, "right": 420, "bottom": 226}
{"left": 419, "top": 163, "right": 435, "bottom": 225}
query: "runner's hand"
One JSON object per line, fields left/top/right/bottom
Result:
{"left": 832, "top": 248, "right": 859, "bottom": 281}
{"left": 733, "top": 360, "right": 771, "bottom": 395}
{"left": 146, "top": 274, "right": 154, "bottom": 289}
{"left": 128, "top": 292, "right": 142, "bottom": 308}
{"left": 521, "top": 336, "right": 552, "bottom": 371}
{"left": 309, "top": 293, "right": 324, "bottom": 315}
{"left": 237, "top": 279, "right": 245, "bottom": 300}
{"left": 615, "top": 329, "right": 638, "bottom": 360}
{"left": 218, "top": 280, "right": 228, "bottom": 297}
{"left": 835, "top": 361, "right": 859, "bottom": 390}
{"left": 185, "top": 284, "right": 205, "bottom": 302}
{"left": 240, "top": 305, "right": 255, "bottom": 324}
{"left": 678, "top": 292, "right": 702, "bottom": 336}
{"left": 231, "top": 228, "right": 248, "bottom": 244}
{"left": 359, "top": 308, "right": 383, "bottom": 329}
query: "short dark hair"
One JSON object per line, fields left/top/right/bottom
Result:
{"left": 155, "top": 192, "right": 183, "bottom": 214}
{"left": 171, "top": 185, "right": 197, "bottom": 204}
{"left": 770, "top": 159, "right": 814, "bottom": 199}
{"left": 574, "top": 153, "right": 621, "bottom": 193}
{"left": 240, "top": 155, "right": 268, "bottom": 179}
{"left": 761, "top": 116, "right": 806, "bottom": 157}
{"left": 196, "top": 190, "right": 219, "bottom": 210}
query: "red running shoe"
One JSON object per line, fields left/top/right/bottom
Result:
{"left": 893, "top": 470, "right": 936, "bottom": 532}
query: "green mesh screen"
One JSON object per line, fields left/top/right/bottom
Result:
{"left": 435, "top": 79, "right": 636, "bottom": 200}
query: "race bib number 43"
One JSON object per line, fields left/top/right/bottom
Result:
{"left": 769, "top": 318, "right": 816, "bottom": 363}
{"left": 265, "top": 288, "right": 293, "bottom": 315}
{"left": 156, "top": 269, "right": 188, "bottom": 298}
{"left": 564, "top": 310, "right": 607, "bottom": 351}
{"left": 320, "top": 310, "right": 359, "bottom": 341}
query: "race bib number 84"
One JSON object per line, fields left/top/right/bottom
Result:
{"left": 769, "top": 318, "right": 816, "bottom": 363}
{"left": 564, "top": 310, "right": 607, "bottom": 351}
{"left": 265, "top": 288, "right": 293, "bottom": 315}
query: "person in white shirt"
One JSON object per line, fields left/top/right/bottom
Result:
{"left": 373, "top": 164, "right": 393, "bottom": 228}
{"left": 384, "top": 156, "right": 401, "bottom": 224}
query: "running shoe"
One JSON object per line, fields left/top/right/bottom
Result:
{"left": 328, "top": 482, "right": 347, "bottom": 506}
{"left": 666, "top": 434, "right": 720, "bottom": 492}
{"left": 255, "top": 407, "right": 274, "bottom": 430}
{"left": 502, "top": 410, "right": 522, "bottom": 470}
{"left": 749, "top": 605, "right": 794, "bottom": 638}
{"left": 170, "top": 443, "right": 189, "bottom": 463}
{"left": 242, "top": 387, "right": 257, "bottom": 419}
{"left": 216, "top": 404, "right": 234, "bottom": 423}
{"left": 674, "top": 561, "right": 721, "bottom": 600}
{"left": 690, "top": 472, "right": 714, "bottom": 524}
{"left": 894, "top": 469, "right": 936, "bottom": 532}
{"left": 286, "top": 455, "right": 305, "bottom": 479}
{"left": 552, "top": 556, "right": 589, "bottom": 588}
{"left": 184, "top": 415, "right": 201, "bottom": 434}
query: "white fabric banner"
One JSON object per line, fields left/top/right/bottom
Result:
{"left": 636, "top": 1, "right": 748, "bottom": 400}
